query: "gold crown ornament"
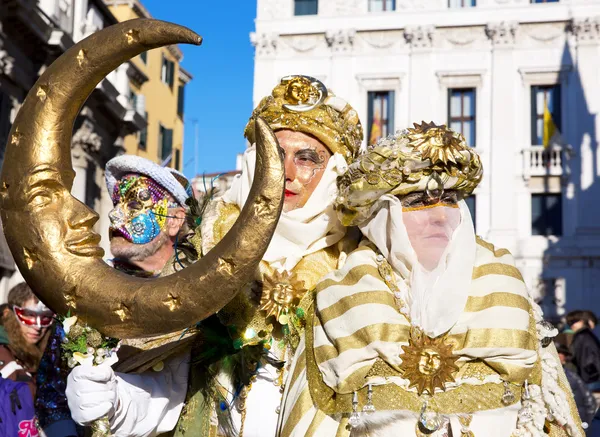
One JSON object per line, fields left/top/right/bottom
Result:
{"left": 244, "top": 75, "right": 364, "bottom": 161}
{"left": 336, "top": 122, "right": 483, "bottom": 226}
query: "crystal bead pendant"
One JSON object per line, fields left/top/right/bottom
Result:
{"left": 418, "top": 398, "right": 442, "bottom": 432}
{"left": 502, "top": 381, "right": 516, "bottom": 405}
{"left": 349, "top": 391, "right": 361, "bottom": 428}
{"left": 362, "top": 384, "right": 376, "bottom": 414}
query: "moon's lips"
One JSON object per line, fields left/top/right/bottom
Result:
{"left": 0, "top": 19, "right": 285, "bottom": 339}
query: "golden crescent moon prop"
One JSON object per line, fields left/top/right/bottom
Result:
{"left": 281, "top": 75, "right": 328, "bottom": 112}
{"left": 0, "top": 19, "right": 285, "bottom": 339}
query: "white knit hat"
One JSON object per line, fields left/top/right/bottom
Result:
{"left": 105, "top": 155, "right": 191, "bottom": 207}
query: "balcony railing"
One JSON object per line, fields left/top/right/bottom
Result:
{"left": 523, "top": 146, "right": 564, "bottom": 179}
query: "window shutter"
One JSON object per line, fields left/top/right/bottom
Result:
{"left": 168, "top": 61, "right": 175, "bottom": 89}
{"left": 163, "top": 128, "right": 173, "bottom": 162}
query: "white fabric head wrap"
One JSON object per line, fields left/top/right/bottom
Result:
{"left": 222, "top": 145, "right": 347, "bottom": 272}
{"left": 359, "top": 195, "right": 476, "bottom": 337}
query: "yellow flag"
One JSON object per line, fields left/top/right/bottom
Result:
{"left": 542, "top": 102, "right": 559, "bottom": 149}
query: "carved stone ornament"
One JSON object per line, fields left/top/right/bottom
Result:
{"left": 485, "top": 21, "right": 519, "bottom": 46}
{"left": 404, "top": 25, "right": 435, "bottom": 49}
{"left": 570, "top": 17, "right": 600, "bottom": 43}
{"left": 325, "top": 29, "right": 356, "bottom": 53}
{"left": 282, "top": 34, "right": 321, "bottom": 53}
{"left": 0, "top": 38, "right": 14, "bottom": 77}
{"left": 443, "top": 27, "right": 481, "bottom": 47}
{"left": 360, "top": 31, "right": 401, "bottom": 49}
{"left": 72, "top": 120, "right": 103, "bottom": 158}
{"left": 0, "top": 49, "right": 14, "bottom": 77}
{"left": 250, "top": 32, "right": 279, "bottom": 57}
{"left": 525, "top": 22, "right": 566, "bottom": 44}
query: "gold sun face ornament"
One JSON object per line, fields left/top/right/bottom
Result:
{"left": 399, "top": 326, "right": 459, "bottom": 396}
{"left": 407, "top": 121, "right": 469, "bottom": 166}
{"left": 260, "top": 270, "right": 307, "bottom": 325}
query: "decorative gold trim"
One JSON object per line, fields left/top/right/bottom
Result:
{"left": 402, "top": 202, "right": 459, "bottom": 212}
{"left": 463, "top": 292, "right": 530, "bottom": 313}
{"left": 472, "top": 263, "right": 524, "bottom": 281}
{"left": 305, "top": 306, "right": 520, "bottom": 416}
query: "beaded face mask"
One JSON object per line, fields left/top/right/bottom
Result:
{"left": 108, "top": 175, "right": 178, "bottom": 245}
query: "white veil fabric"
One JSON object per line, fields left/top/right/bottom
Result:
{"left": 358, "top": 195, "right": 476, "bottom": 337}
{"left": 222, "top": 145, "right": 347, "bottom": 272}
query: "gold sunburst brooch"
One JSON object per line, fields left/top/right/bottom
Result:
{"left": 260, "top": 270, "right": 307, "bottom": 325}
{"left": 407, "top": 121, "right": 468, "bottom": 165}
{"left": 399, "top": 327, "right": 459, "bottom": 396}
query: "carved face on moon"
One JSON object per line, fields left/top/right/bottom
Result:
{"left": 6, "top": 164, "right": 104, "bottom": 271}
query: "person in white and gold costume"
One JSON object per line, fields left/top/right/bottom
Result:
{"left": 175, "top": 75, "right": 363, "bottom": 437}
{"left": 277, "top": 122, "right": 584, "bottom": 437}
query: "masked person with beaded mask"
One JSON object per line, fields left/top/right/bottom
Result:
{"left": 63, "top": 75, "right": 363, "bottom": 437}
{"left": 277, "top": 122, "right": 584, "bottom": 437}
{"left": 38, "top": 157, "right": 196, "bottom": 437}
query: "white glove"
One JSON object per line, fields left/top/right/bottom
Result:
{"left": 66, "top": 364, "right": 118, "bottom": 425}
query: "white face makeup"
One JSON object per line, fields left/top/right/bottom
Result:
{"left": 400, "top": 191, "right": 462, "bottom": 271}
{"left": 275, "top": 130, "right": 332, "bottom": 212}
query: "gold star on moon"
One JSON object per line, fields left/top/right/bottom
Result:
{"left": 10, "top": 127, "right": 21, "bottom": 146}
{"left": 36, "top": 85, "right": 49, "bottom": 102}
{"left": 76, "top": 49, "right": 88, "bottom": 67}
{"left": 125, "top": 29, "right": 140, "bottom": 44}
{"left": 114, "top": 303, "right": 131, "bottom": 321}
{"left": 163, "top": 293, "right": 181, "bottom": 311}
{"left": 216, "top": 257, "right": 234, "bottom": 276}
{"left": 254, "top": 195, "right": 274, "bottom": 217}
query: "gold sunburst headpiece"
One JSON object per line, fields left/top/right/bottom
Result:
{"left": 407, "top": 121, "right": 469, "bottom": 165}
{"left": 336, "top": 121, "right": 482, "bottom": 226}
{"left": 260, "top": 270, "right": 307, "bottom": 325}
{"left": 398, "top": 327, "right": 459, "bottom": 396}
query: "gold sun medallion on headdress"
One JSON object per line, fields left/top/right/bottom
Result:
{"left": 283, "top": 76, "right": 320, "bottom": 106}
{"left": 260, "top": 270, "right": 307, "bottom": 325}
{"left": 399, "top": 326, "right": 459, "bottom": 396}
{"left": 407, "top": 121, "right": 468, "bottom": 165}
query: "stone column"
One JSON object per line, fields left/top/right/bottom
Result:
{"left": 404, "top": 25, "right": 436, "bottom": 122}
{"left": 484, "top": 21, "right": 520, "bottom": 252}
{"left": 250, "top": 32, "right": 280, "bottom": 107}
{"left": 325, "top": 28, "right": 356, "bottom": 97}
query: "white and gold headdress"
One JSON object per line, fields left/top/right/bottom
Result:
{"left": 336, "top": 121, "right": 483, "bottom": 226}
{"left": 244, "top": 75, "right": 364, "bottom": 161}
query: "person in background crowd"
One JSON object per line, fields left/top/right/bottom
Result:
{"left": 568, "top": 310, "right": 600, "bottom": 391}
{"left": 567, "top": 310, "right": 600, "bottom": 436}
{"left": 556, "top": 342, "right": 597, "bottom": 430}
{"left": 36, "top": 155, "right": 194, "bottom": 437}
{"left": 0, "top": 282, "right": 54, "bottom": 396}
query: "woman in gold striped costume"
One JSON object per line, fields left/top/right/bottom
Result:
{"left": 276, "top": 122, "right": 584, "bottom": 437}
{"left": 173, "top": 75, "right": 363, "bottom": 437}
